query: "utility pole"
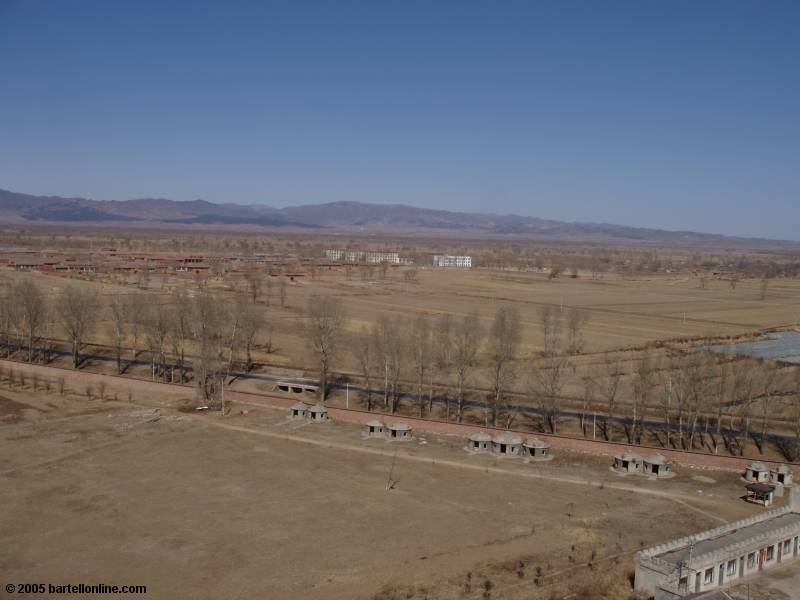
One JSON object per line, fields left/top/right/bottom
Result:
{"left": 346, "top": 382, "right": 349, "bottom": 409}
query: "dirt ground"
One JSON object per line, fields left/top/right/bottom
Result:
{"left": 0, "top": 384, "right": 777, "bottom": 600}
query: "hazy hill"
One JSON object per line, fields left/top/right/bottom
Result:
{"left": 1, "top": 187, "right": 796, "bottom": 250}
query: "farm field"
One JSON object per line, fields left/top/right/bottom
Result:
{"left": 0, "top": 386, "right": 770, "bottom": 600}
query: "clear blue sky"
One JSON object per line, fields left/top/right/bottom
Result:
{"left": 1, "top": 1, "right": 798, "bottom": 239}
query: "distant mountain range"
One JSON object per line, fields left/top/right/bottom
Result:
{"left": 0, "top": 187, "right": 796, "bottom": 250}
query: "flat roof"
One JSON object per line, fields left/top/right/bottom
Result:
{"left": 657, "top": 512, "right": 800, "bottom": 568}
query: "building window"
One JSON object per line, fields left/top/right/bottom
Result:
{"left": 766, "top": 546, "right": 775, "bottom": 561}
{"left": 747, "top": 553, "right": 756, "bottom": 569}
{"left": 704, "top": 568, "right": 714, "bottom": 584}
{"left": 784, "top": 540, "right": 791, "bottom": 554}
{"left": 727, "top": 560, "right": 736, "bottom": 576}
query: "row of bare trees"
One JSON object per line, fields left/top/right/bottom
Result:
{"left": 0, "top": 279, "right": 271, "bottom": 408}
{"left": 0, "top": 279, "right": 95, "bottom": 368}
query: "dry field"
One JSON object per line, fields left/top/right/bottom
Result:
{"left": 0, "top": 385, "right": 772, "bottom": 600}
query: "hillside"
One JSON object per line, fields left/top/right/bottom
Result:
{"left": 1, "top": 187, "right": 797, "bottom": 250}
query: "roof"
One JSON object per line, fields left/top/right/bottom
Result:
{"left": 746, "top": 482, "right": 775, "bottom": 493}
{"left": 469, "top": 431, "right": 492, "bottom": 442}
{"left": 388, "top": 422, "right": 411, "bottom": 431}
{"left": 523, "top": 437, "right": 550, "bottom": 448}
{"left": 308, "top": 403, "right": 327, "bottom": 413}
{"left": 644, "top": 453, "right": 671, "bottom": 465}
{"left": 747, "top": 461, "right": 768, "bottom": 471}
{"left": 656, "top": 511, "right": 800, "bottom": 568}
{"left": 365, "top": 419, "right": 384, "bottom": 427}
{"left": 772, "top": 463, "right": 793, "bottom": 474}
{"left": 616, "top": 450, "right": 643, "bottom": 461}
{"left": 492, "top": 432, "right": 522, "bottom": 445}
{"left": 290, "top": 402, "right": 307, "bottom": 411}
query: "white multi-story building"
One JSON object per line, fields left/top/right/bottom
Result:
{"left": 324, "top": 249, "right": 364, "bottom": 262}
{"left": 365, "top": 251, "right": 400, "bottom": 264}
{"left": 433, "top": 255, "right": 472, "bottom": 268}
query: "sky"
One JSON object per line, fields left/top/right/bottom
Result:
{"left": 0, "top": 1, "right": 798, "bottom": 239}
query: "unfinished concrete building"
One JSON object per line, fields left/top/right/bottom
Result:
{"left": 386, "top": 422, "right": 412, "bottom": 441}
{"left": 635, "top": 488, "right": 800, "bottom": 599}
{"left": 307, "top": 404, "right": 329, "bottom": 423}
{"left": 492, "top": 432, "right": 523, "bottom": 457}
{"left": 523, "top": 437, "right": 552, "bottom": 461}
{"left": 363, "top": 419, "right": 385, "bottom": 438}
{"left": 466, "top": 431, "right": 492, "bottom": 453}
{"left": 643, "top": 453, "right": 674, "bottom": 479}
{"left": 289, "top": 402, "right": 307, "bottom": 420}
{"left": 612, "top": 449, "right": 643, "bottom": 475}
{"left": 771, "top": 464, "right": 794, "bottom": 488}
{"left": 743, "top": 461, "right": 770, "bottom": 483}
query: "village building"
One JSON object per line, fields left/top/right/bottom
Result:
{"left": 523, "top": 437, "right": 552, "bottom": 461}
{"left": 744, "top": 461, "right": 770, "bottom": 483}
{"left": 635, "top": 489, "right": 800, "bottom": 599}
{"left": 643, "top": 453, "right": 674, "bottom": 479}
{"left": 307, "top": 404, "right": 329, "bottom": 423}
{"left": 771, "top": 464, "right": 794, "bottom": 487}
{"left": 289, "top": 402, "right": 307, "bottom": 420}
{"left": 432, "top": 254, "right": 472, "bottom": 268}
{"left": 746, "top": 482, "right": 776, "bottom": 507}
{"left": 612, "top": 449, "right": 643, "bottom": 475}
{"left": 491, "top": 432, "right": 523, "bottom": 457}
{"left": 466, "top": 431, "right": 492, "bottom": 453}
{"left": 386, "top": 422, "right": 412, "bottom": 441}
{"left": 363, "top": 419, "right": 385, "bottom": 438}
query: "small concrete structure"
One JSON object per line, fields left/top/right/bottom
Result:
{"left": 492, "top": 432, "right": 523, "bottom": 457}
{"left": 466, "top": 431, "right": 492, "bottom": 453}
{"left": 643, "top": 453, "right": 674, "bottom": 479}
{"left": 744, "top": 461, "right": 770, "bottom": 483}
{"left": 612, "top": 449, "right": 643, "bottom": 475}
{"left": 771, "top": 464, "right": 794, "bottom": 488}
{"left": 386, "top": 422, "right": 413, "bottom": 441}
{"left": 307, "top": 403, "right": 329, "bottom": 423}
{"left": 746, "top": 482, "right": 776, "bottom": 507}
{"left": 523, "top": 437, "right": 553, "bottom": 461}
{"left": 363, "top": 419, "right": 385, "bottom": 438}
{"left": 289, "top": 402, "right": 308, "bottom": 420}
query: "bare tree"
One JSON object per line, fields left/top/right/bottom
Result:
{"left": 107, "top": 293, "right": 127, "bottom": 374}
{"left": 237, "top": 300, "right": 263, "bottom": 372}
{"left": 352, "top": 328, "right": 376, "bottom": 411}
{"left": 192, "top": 291, "right": 226, "bottom": 406}
{"left": 16, "top": 280, "right": 46, "bottom": 363}
{"left": 732, "top": 361, "right": 758, "bottom": 456}
{"left": 126, "top": 292, "right": 146, "bottom": 361}
{"left": 487, "top": 306, "right": 521, "bottom": 427}
{"left": 758, "top": 363, "right": 777, "bottom": 454}
{"left": 306, "top": 296, "right": 346, "bottom": 402}
{"left": 566, "top": 308, "right": 589, "bottom": 356}
{"left": 57, "top": 285, "right": 96, "bottom": 369}
{"left": 529, "top": 356, "right": 568, "bottom": 433}
{"left": 278, "top": 277, "right": 288, "bottom": 307}
{"left": 245, "top": 270, "right": 262, "bottom": 304}
{"left": 540, "top": 305, "right": 562, "bottom": 357}
{"left": 170, "top": 289, "right": 191, "bottom": 383}
{"left": 630, "top": 351, "right": 656, "bottom": 445}
{"left": 452, "top": 311, "right": 482, "bottom": 423}
{"left": 408, "top": 316, "right": 432, "bottom": 417}
{"left": 144, "top": 300, "right": 171, "bottom": 381}
{"left": 595, "top": 353, "right": 623, "bottom": 441}
{"left": 432, "top": 314, "right": 454, "bottom": 417}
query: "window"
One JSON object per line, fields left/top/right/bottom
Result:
{"left": 704, "top": 568, "right": 714, "bottom": 584}
{"left": 784, "top": 540, "right": 791, "bottom": 553}
{"left": 766, "top": 546, "right": 775, "bottom": 561}
{"left": 747, "top": 553, "right": 756, "bottom": 569}
{"left": 727, "top": 560, "right": 736, "bottom": 576}
{"left": 679, "top": 576, "right": 688, "bottom": 590}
